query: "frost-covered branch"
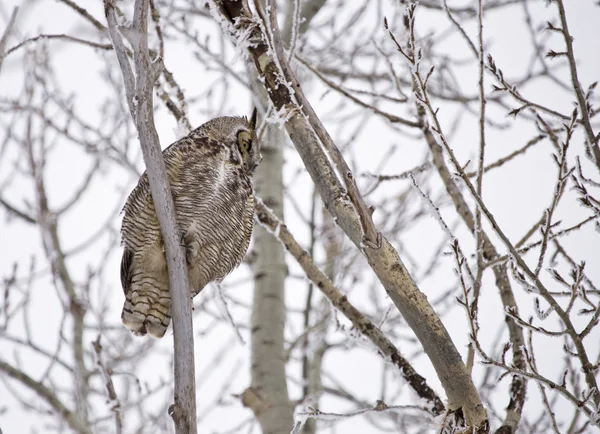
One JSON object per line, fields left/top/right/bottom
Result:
{"left": 215, "top": 0, "right": 488, "bottom": 429}
{"left": 92, "top": 336, "right": 123, "bottom": 434}
{"left": 389, "top": 6, "right": 527, "bottom": 431}
{"left": 405, "top": 3, "right": 600, "bottom": 412}
{"left": 553, "top": 0, "right": 600, "bottom": 170}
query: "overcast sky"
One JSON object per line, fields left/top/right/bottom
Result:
{"left": 1, "top": 0, "right": 599, "bottom": 433}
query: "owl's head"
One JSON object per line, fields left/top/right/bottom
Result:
{"left": 197, "top": 110, "right": 262, "bottom": 175}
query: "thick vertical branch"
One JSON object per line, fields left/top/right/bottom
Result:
{"left": 247, "top": 120, "right": 293, "bottom": 433}
{"left": 216, "top": 1, "right": 488, "bottom": 429}
{"left": 246, "top": 49, "right": 293, "bottom": 430}
{"left": 243, "top": 2, "right": 327, "bottom": 431}
{"left": 104, "top": 1, "right": 197, "bottom": 432}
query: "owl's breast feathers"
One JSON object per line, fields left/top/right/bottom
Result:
{"left": 120, "top": 134, "right": 255, "bottom": 337}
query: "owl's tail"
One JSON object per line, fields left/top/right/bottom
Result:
{"left": 121, "top": 277, "right": 172, "bottom": 338}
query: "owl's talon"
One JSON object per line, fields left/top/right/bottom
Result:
{"left": 179, "top": 232, "right": 193, "bottom": 264}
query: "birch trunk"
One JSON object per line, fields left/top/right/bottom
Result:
{"left": 246, "top": 115, "right": 293, "bottom": 433}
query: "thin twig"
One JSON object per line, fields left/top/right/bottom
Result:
{"left": 554, "top": 0, "right": 600, "bottom": 169}
{"left": 5, "top": 34, "right": 112, "bottom": 59}
{"left": 92, "top": 336, "right": 123, "bottom": 434}
{"left": 0, "top": 7, "right": 18, "bottom": 74}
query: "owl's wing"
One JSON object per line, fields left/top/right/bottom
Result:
{"left": 120, "top": 247, "right": 133, "bottom": 295}
{"left": 120, "top": 136, "right": 221, "bottom": 294}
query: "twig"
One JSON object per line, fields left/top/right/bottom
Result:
{"left": 293, "top": 401, "right": 432, "bottom": 429}
{"left": 0, "top": 195, "right": 36, "bottom": 223}
{"left": 465, "top": 135, "right": 545, "bottom": 178}
{"left": 92, "top": 336, "right": 123, "bottom": 434}
{"left": 0, "top": 7, "right": 18, "bottom": 74}
{"left": 472, "top": 0, "right": 486, "bottom": 381}
{"left": 534, "top": 122, "right": 574, "bottom": 277}
{"left": 554, "top": 0, "right": 600, "bottom": 169}
{"left": 57, "top": 0, "right": 107, "bottom": 31}
{"left": 297, "top": 56, "right": 420, "bottom": 128}
{"left": 5, "top": 34, "right": 112, "bottom": 59}
{"left": 485, "top": 216, "right": 597, "bottom": 269}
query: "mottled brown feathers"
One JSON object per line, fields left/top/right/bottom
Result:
{"left": 120, "top": 115, "right": 261, "bottom": 338}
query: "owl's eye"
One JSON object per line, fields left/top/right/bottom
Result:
{"left": 237, "top": 131, "right": 252, "bottom": 152}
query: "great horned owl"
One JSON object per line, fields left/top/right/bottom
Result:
{"left": 120, "top": 111, "right": 261, "bottom": 338}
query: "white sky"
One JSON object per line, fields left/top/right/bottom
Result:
{"left": 1, "top": 0, "right": 599, "bottom": 433}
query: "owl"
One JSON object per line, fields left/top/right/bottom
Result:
{"left": 120, "top": 111, "right": 261, "bottom": 338}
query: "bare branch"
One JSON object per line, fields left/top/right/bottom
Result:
{"left": 104, "top": 0, "right": 197, "bottom": 432}
{"left": 0, "top": 360, "right": 92, "bottom": 434}
{"left": 255, "top": 198, "right": 445, "bottom": 416}
{"left": 554, "top": 0, "right": 600, "bottom": 169}
{"left": 92, "top": 336, "right": 123, "bottom": 434}
{"left": 216, "top": 1, "right": 488, "bottom": 428}
{"left": 5, "top": 34, "right": 112, "bottom": 59}
{"left": 0, "top": 7, "right": 18, "bottom": 74}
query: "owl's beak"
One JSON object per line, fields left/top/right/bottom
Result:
{"left": 246, "top": 153, "right": 261, "bottom": 174}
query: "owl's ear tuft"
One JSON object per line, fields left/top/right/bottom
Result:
{"left": 249, "top": 107, "right": 258, "bottom": 132}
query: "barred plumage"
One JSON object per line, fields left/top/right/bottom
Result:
{"left": 120, "top": 112, "right": 261, "bottom": 338}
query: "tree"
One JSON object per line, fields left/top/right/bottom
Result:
{"left": 1, "top": 0, "right": 598, "bottom": 433}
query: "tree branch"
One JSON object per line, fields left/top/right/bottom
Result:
{"left": 0, "top": 7, "right": 18, "bottom": 75}
{"left": 104, "top": 1, "right": 197, "bottom": 432}
{"left": 215, "top": 1, "right": 487, "bottom": 429}
{"left": 254, "top": 198, "right": 445, "bottom": 416}
{"left": 0, "top": 360, "right": 92, "bottom": 434}
{"left": 554, "top": 0, "right": 600, "bottom": 169}
{"left": 247, "top": 71, "right": 293, "bottom": 433}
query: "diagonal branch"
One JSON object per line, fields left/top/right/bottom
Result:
{"left": 215, "top": 0, "right": 488, "bottom": 429}
{"left": 0, "top": 195, "right": 36, "bottom": 223}
{"left": 0, "top": 360, "right": 92, "bottom": 434}
{"left": 254, "top": 198, "right": 445, "bottom": 415}
{"left": 0, "top": 7, "right": 18, "bottom": 75}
